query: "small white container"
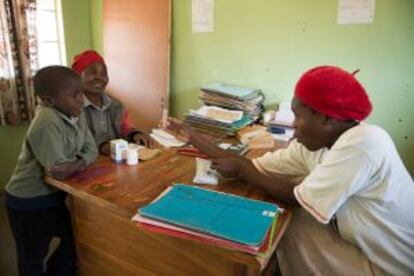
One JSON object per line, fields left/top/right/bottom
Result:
{"left": 126, "top": 148, "right": 139, "bottom": 166}
{"left": 110, "top": 139, "right": 128, "bottom": 163}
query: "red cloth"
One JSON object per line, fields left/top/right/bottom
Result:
{"left": 294, "top": 66, "right": 372, "bottom": 121}
{"left": 71, "top": 50, "right": 105, "bottom": 74}
{"left": 121, "top": 109, "right": 137, "bottom": 138}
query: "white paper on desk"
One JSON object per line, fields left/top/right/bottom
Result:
{"left": 192, "top": 0, "right": 214, "bottom": 33}
{"left": 190, "top": 106, "right": 243, "bottom": 123}
{"left": 150, "top": 129, "right": 186, "bottom": 148}
{"left": 218, "top": 143, "right": 231, "bottom": 150}
{"left": 272, "top": 128, "right": 294, "bottom": 142}
{"left": 193, "top": 158, "right": 218, "bottom": 185}
{"left": 337, "top": 0, "right": 375, "bottom": 25}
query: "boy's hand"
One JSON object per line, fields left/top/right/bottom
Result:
{"left": 99, "top": 142, "right": 110, "bottom": 155}
{"left": 211, "top": 157, "right": 240, "bottom": 179}
{"left": 46, "top": 158, "right": 86, "bottom": 180}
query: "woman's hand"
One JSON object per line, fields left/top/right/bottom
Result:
{"left": 165, "top": 117, "right": 190, "bottom": 142}
{"left": 133, "top": 132, "right": 154, "bottom": 148}
{"left": 211, "top": 157, "right": 241, "bottom": 179}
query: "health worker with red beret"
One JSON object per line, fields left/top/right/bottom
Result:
{"left": 166, "top": 66, "right": 414, "bottom": 275}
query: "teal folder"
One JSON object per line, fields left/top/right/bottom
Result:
{"left": 139, "top": 184, "right": 279, "bottom": 246}
{"left": 201, "top": 83, "right": 260, "bottom": 101}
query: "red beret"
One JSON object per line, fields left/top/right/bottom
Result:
{"left": 71, "top": 50, "right": 105, "bottom": 74}
{"left": 294, "top": 66, "right": 372, "bottom": 121}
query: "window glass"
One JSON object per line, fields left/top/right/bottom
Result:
{"left": 36, "top": 0, "right": 66, "bottom": 66}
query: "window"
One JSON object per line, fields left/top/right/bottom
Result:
{"left": 36, "top": 0, "right": 66, "bottom": 67}
{"left": 0, "top": 0, "right": 66, "bottom": 124}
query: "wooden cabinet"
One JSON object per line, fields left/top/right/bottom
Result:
{"left": 103, "top": 0, "right": 170, "bottom": 131}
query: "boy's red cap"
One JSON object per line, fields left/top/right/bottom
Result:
{"left": 294, "top": 66, "right": 372, "bottom": 121}
{"left": 71, "top": 50, "right": 105, "bottom": 74}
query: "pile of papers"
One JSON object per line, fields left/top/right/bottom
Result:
{"left": 133, "top": 184, "right": 281, "bottom": 255}
{"left": 199, "top": 83, "right": 265, "bottom": 120}
{"left": 267, "top": 101, "right": 295, "bottom": 142}
{"left": 193, "top": 158, "right": 219, "bottom": 185}
{"left": 185, "top": 106, "right": 253, "bottom": 136}
{"left": 236, "top": 125, "right": 274, "bottom": 149}
{"left": 150, "top": 129, "right": 186, "bottom": 148}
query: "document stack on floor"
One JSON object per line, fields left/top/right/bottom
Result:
{"left": 185, "top": 105, "right": 253, "bottom": 136}
{"left": 199, "top": 83, "right": 265, "bottom": 121}
{"left": 132, "top": 184, "right": 282, "bottom": 255}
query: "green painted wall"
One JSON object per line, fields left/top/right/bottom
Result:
{"left": 170, "top": 0, "right": 414, "bottom": 173}
{"left": 90, "top": 0, "right": 103, "bottom": 54}
{"left": 0, "top": 125, "right": 29, "bottom": 188}
{"left": 0, "top": 0, "right": 93, "bottom": 189}
{"left": 61, "top": 0, "right": 93, "bottom": 64}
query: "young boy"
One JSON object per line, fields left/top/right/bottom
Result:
{"left": 5, "top": 66, "right": 98, "bottom": 276}
{"left": 167, "top": 66, "right": 414, "bottom": 275}
{"left": 71, "top": 50, "right": 151, "bottom": 154}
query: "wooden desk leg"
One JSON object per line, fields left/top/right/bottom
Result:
{"left": 65, "top": 195, "right": 81, "bottom": 275}
{"left": 233, "top": 252, "right": 281, "bottom": 276}
{"left": 233, "top": 263, "right": 260, "bottom": 276}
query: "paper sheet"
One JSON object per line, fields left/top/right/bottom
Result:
{"left": 150, "top": 129, "right": 186, "bottom": 148}
{"left": 190, "top": 106, "right": 243, "bottom": 123}
{"left": 193, "top": 158, "right": 218, "bottom": 185}
{"left": 192, "top": 0, "right": 214, "bottom": 33}
{"left": 337, "top": 0, "right": 375, "bottom": 25}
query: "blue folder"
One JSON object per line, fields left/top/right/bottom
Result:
{"left": 201, "top": 83, "right": 260, "bottom": 101}
{"left": 139, "top": 184, "right": 279, "bottom": 246}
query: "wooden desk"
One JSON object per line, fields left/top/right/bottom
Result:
{"left": 46, "top": 147, "right": 291, "bottom": 276}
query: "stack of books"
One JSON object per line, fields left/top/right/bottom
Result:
{"left": 236, "top": 125, "right": 274, "bottom": 149}
{"left": 185, "top": 105, "right": 253, "bottom": 136}
{"left": 199, "top": 83, "right": 265, "bottom": 121}
{"left": 133, "top": 184, "right": 282, "bottom": 255}
{"left": 267, "top": 101, "right": 295, "bottom": 142}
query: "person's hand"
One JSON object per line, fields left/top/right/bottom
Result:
{"left": 46, "top": 159, "right": 85, "bottom": 180}
{"left": 99, "top": 142, "right": 110, "bottom": 155}
{"left": 165, "top": 117, "right": 190, "bottom": 142}
{"left": 211, "top": 157, "right": 240, "bottom": 179}
{"left": 133, "top": 132, "right": 154, "bottom": 148}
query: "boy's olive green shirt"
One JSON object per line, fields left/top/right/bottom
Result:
{"left": 5, "top": 105, "right": 98, "bottom": 198}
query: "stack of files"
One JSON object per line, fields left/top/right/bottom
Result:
{"left": 185, "top": 106, "right": 253, "bottom": 136}
{"left": 270, "top": 101, "right": 295, "bottom": 126}
{"left": 133, "top": 184, "right": 281, "bottom": 255}
{"left": 267, "top": 101, "right": 295, "bottom": 142}
{"left": 200, "top": 83, "right": 265, "bottom": 120}
{"left": 236, "top": 125, "right": 275, "bottom": 149}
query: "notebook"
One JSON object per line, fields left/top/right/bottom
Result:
{"left": 133, "top": 213, "right": 277, "bottom": 255}
{"left": 138, "top": 184, "right": 279, "bottom": 246}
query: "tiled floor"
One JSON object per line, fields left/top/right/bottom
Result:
{"left": 0, "top": 193, "right": 18, "bottom": 276}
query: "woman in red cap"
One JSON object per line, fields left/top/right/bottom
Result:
{"left": 166, "top": 66, "right": 414, "bottom": 275}
{"left": 72, "top": 50, "right": 151, "bottom": 154}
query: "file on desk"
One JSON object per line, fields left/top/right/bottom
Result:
{"left": 138, "top": 184, "right": 279, "bottom": 246}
